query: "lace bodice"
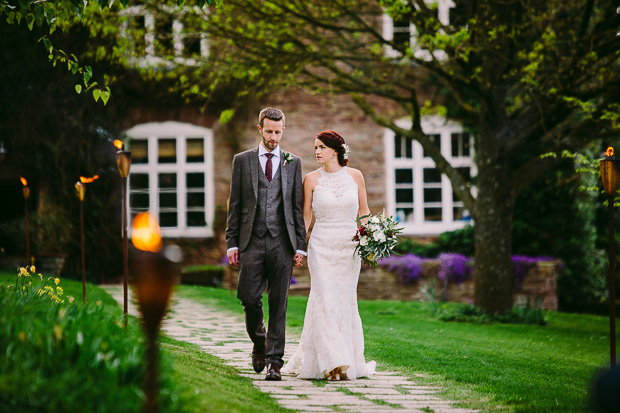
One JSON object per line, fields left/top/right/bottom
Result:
{"left": 312, "top": 167, "right": 359, "bottom": 224}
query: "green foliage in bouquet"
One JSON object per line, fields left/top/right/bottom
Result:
{"left": 353, "top": 212, "right": 403, "bottom": 267}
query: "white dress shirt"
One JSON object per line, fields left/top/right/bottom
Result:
{"left": 258, "top": 143, "right": 281, "bottom": 177}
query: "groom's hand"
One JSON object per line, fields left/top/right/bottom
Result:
{"left": 293, "top": 253, "right": 304, "bottom": 267}
{"left": 228, "top": 250, "right": 239, "bottom": 267}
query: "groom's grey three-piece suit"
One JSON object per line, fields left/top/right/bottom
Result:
{"left": 225, "top": 146, "right": 306, "bottom": 369}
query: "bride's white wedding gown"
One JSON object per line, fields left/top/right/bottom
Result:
{"left": 282, "top": 167, "right": 376, "bottom": 379}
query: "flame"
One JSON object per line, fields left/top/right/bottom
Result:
{"left": 131, "top": 213, "right": 162, "bottom": 252}
{"left": 606, "top": 147, "right": 614, "bottom": 157}
{"left": 113, "top": 140, "right": 124, "bottom": 150}
{"left": 80, "top": 175, "right": 100, "bottom": 184}
{"left": 20, "top": 177, "right": 27, "bottom": 186}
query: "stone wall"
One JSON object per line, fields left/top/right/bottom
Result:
{"left": 271, "top": 260, "right": 559, "bottom": 310}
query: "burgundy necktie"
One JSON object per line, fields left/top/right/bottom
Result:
{"left": 265, "top": 153, "right": 274, "bottom": 182}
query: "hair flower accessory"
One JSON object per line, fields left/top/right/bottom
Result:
{"left": 342, "top": 144, "right": 350, "bottom": 159}
{"left": 282, "top": 150, "right": 294, "bottom": 166}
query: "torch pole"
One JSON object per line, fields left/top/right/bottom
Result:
{"left": 24, "top": 197, "right": 30, "bottom": 265}
{"left": 122, "top": 178, "right": 129, "bottom": 328}
{"left": 145, "top": 330, "right": 159, "bottom": 413}
{"left": 80, "top": 200, "right": 86, "bottom": 304}
{"left": 609, "top": 195, "right": 617, "bottom": 367}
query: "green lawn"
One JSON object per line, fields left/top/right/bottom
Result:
{"left": 178, "top": 284, "right": 614, "bottom": 412}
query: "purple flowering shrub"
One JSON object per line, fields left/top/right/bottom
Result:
{"left": 379, "top": 254, "right": 425, "bottom": 285}
{"left": 380, "top": 252, "right": 555, "bottom": 288}
{"left": 437, "top": 253, "right": 473, "bottom": 285}
{"left": 512, "top": 255, "right": 554, "bottom": 292}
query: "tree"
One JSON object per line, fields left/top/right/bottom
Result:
{"left": 0, "top": 0, "right": 222, "bottom": 103}
{"left": 187, "top": 0, "right": 619, "bottom": 313}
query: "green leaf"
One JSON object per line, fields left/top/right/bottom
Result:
{"left": 42, "top": 37, "right": 52, "bottom": 53}
{"left": 75, "top": 84, "right": 82, "bottom": 94}
{"left": 83, "top": 72, "right": 91, "bottom": 83}
{"left": 219, "top": 109, "right": 235, "bottom": 124}
{"left": 93, "top": 89, "right": 101, "bottom": 102}
{"left": 26, "top": 14, "right": 34, "bottom": 31}
{"left": 120, "top": 0, "right": 129, "bottom": 6}
{"left": 101, "top": 90, "right": 111, "bottom": 105}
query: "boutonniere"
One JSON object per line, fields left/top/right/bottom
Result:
{"left": 282, "top": 151, "right": 294, "bottom": 166}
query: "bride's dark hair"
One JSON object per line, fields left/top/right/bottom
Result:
{"left": 316, "top": 130, "right": 349, "bottom": 167}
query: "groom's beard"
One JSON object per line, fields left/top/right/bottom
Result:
{"left": 261, "top": 135, "right": 279, "bottom": 151}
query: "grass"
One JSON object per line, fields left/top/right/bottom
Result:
{"left": 159, "top": 336, "right": 291, "bottom": 413}
{"left": 177, "top": 284, "right": 614, "bottom": 412}
{"left": 0, "top": 271, "right": 292, "bottom": 413}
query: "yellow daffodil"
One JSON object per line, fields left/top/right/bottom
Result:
{"left": 53, "top": 324, "right": 63, "bottom": 340}
{"left": 38, "top": 273, "right": 43, "bottom": 281}
{"left": 67, "top": 296, "right": 75, "bottom": 304}
{"left": 30, "top": 265, "right": 36, "bottom": 273}
{"left": 56, "top": 287, "right": 63, "bottom": 296}
{"left": 96, "top": 300, "right": 102, "bottom": 306}
{"left": 54, "top": 278, "right": 60, "bottom": 285}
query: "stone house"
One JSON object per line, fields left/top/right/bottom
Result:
{"left": 118, "top": 0, "right": 476, "bottom": 266}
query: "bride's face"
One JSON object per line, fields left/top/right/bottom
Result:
{"left": 314, "top": 138, "right": 336, "bottom": 165}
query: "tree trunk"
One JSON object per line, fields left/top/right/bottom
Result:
{"left": 473, "top": 132, "right": 515, "bottom": 314}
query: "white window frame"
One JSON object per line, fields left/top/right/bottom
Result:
{"left": 382, "top": 0, "right": 455, "bottom": 61}
{"left": 125, "top": 121, "right": 215, "bottom": 238}
{"left": 120, "top": 5, "right": 209, "bottom": 67}
{"left": 383, "top": 116, "right": 476, "bottom": 236}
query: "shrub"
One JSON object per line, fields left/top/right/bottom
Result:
{"left": 0, "top": 269, "right": 185, "bottom": 412}
{"left": 379, "top": 254, "right": 425, "bottom": 285}
{"left": 381, "top": 253, "right": 555, "bottom": 291}
{"left": 437, "top": 253, "right": 473, "bottom": 285}
{"left": 439, "top": 303, "right": 547, "bottom": 325}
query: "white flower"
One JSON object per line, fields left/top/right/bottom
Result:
{"left": 342, "top": 144, "right": 350, "bottom": 159}
{"left": 359, "top": 236, "right": 368, "bottom": 246}
{"left": 369, "top": 216, "right": 380, "bottom": 224}
{"left": 369, "top": 224, "right": 380, "bottom": 233}
{"left": 373, "top": 231, "right": 386, "bottom": 242}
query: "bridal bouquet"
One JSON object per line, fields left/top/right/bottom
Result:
{"left": 353, "top": 211, "right": 402, "bottom": 267}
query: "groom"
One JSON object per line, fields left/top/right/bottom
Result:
{"left": 226, "top": 107, "right": 307, "bottom": 381}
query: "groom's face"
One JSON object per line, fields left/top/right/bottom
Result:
{"left": 258, "top": 118, "right": 284, "bottom": 151}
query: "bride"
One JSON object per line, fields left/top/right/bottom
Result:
{"left": 282, "top": 130, "right": 376, "bottom": 381}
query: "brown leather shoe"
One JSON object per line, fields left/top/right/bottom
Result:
{"left": 265, "top": 363, "right": 281, "bottom": 381}
{"left": 251, "top": 342, "right": 266, "bottom": 373}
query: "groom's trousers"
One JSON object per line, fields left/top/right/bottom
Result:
{"left": 237, "top": 231, "right": 294, "bottom": 368}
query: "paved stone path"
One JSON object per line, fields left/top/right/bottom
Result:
{"left": 105, "top": 286, "right": 477, "bottom": 413}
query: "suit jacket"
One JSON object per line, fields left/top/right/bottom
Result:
{"left": 226, "top": 146, "right": 307, "bottom": 253}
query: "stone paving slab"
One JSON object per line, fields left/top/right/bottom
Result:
{"left": 105, "top": 286, "right": 478, "bottom": 413}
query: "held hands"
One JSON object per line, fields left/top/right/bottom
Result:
{"left": 293, "top": 253, "right": 305, "bottom": 267}
{"left": 228, "top": 250, "right": 304, "bottom": 268}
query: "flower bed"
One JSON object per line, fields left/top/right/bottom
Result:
{"left": 353, "top": 254, "right": 560, "bottom": 310}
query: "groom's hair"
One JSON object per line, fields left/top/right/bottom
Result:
{"left": 259, "top": 107, "right": 285, "bottom": 128}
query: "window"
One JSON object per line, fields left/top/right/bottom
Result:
{"left": 384, "top": 116, "right": 475, "bottom": 235}
{"left": 121, "top": 4, "right": 209, "bottom": 66}
{"left": 125, "top": 122, "right": 214, "bottom": 238}
{"left": 382, "top": 0, "right": 460, "bottom": 60}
